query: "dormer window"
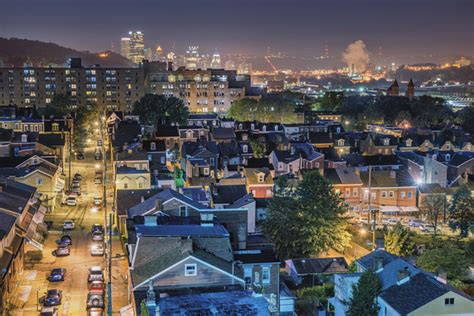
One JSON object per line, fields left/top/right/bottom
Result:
{"left": 262, "top": 125, "right": 267, "bottom": 132}
{"left": 406, "top": 139, "right": 413, "bottom": 147}
{"left": 21, "top": 134, "right": 28, "bottom": 143}
{"left": 251, "top": 123, "right": 255, "bottom": 130}
{"left": 336, "top": 127, "right": 341, "bottom": 134}
{"left": 257, "top": 173, "right": 265, "bottom": 183}
{"left": 239, "top": 123, "right": 243, "bottom": 130}
{"left": 445, "top": 154, "right": 451, "bottom": 162}
{"left": 274, "top": 125, "right": 279, "bottom": 131}
{"left": 52, "top": 123, "right": 59, "bottom": 132}
{"left": 338, "top": 139, "right": 345, "bottom": 146}
{"left": 445, "top": 143, "right": 451, "bottom": 151}
{"left": 150, "top": 142, "right": 156, "bottom": 151}
{"left": 383, "top": 138, "right": 390, "bottom": 146}
{"left": 242, "top": 145, "right": 248, "bottom": 153}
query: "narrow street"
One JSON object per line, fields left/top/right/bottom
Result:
{"left": 11, "top": 144, "right": 130, "bottom": 315}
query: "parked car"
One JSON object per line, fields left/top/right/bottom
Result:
{"left": 91, "top": 224, "right": 104, "bottom": 234}
{"left": 89, "top": 281, "right": 105, "bottom": 295}
{"left": 63, "top": 220, "right": 75, "bottom": 230}
{"left": 91, "top": 243, "right": 105, "bottom": 256}
{"left": 93, "top": 196, "right": 102, "bottom": 206}
{"left": 97, "top": 139, "right": 103, "bottom": 146}
{"left": 94, "top": 176, "right": 102, "bottom": 184}
{"left": 382, "top": 218, "right": 399, "bottom": 226}
{"left": 74, "top": 172, "right": 82, "bottom": 181}
{"left": 72, "top": 179, "right": 81, "bottom": 186}
{"left": 87, "top": 293, "right": 105, "bottom": 309}
{"left": 71, "top": 187, "right": 81, "bottom": 196}
{"left": 66, "top": 196, "right": 77, "bottom": 206}
{"left": 420, "top": 224, "right": 435, "bottom": 233}
{"left": 95, "top": 151, "right": 102, "bottom": 160}
{"left": 88, "top": 266, "right": 104, "bottom": 282}
{"left": 92, "top": 231, "right": 104, "bottom": 242}
{"left": 41, "top": 289, "right": 62, "bottom": 306}
{"left": 47, "top": 268, "right": 66, "bottom": 282}
{"left": 54, "top": 245, "right": 70, "bottom": 257}
{"left": 57, "top": 235, "right": 72, "bottom": 246}
{"left": 88, "top": 307, "right": 105, "bottom": 316}
{"left": 40, "top": 306, "right": 59, "bottom": 316}
{"left": 408, "top": 219, "right": 423, "bottom": 227}
{"left": 76, "top": 152, "right": 85, "bottom": 160}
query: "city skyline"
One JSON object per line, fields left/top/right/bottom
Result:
{"left": 0, "top": 0, "right": 472, "bottom": 61}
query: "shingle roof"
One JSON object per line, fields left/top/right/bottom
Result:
{"left": 212, "top": 127, "right": 236, "bottom": 140}
{"left": 325, "top": 168, "right": 362, "bottom": 185}
{"left": 38, "top": 133, "right": 65, "bottom": 147}
{"left": 287, "top": 257, "right": 348, "bottom": 275}
{"left": 360, "top": 169, "right": 415, "bottom": 187}
{"left": 211, "top": 184, "right": 248, "bottom": 205}
{"left": 357, "top": 249, "right": 398, "bottom": 271}
{"left": 155, "top": 126, "right": 179, "bottom": 137}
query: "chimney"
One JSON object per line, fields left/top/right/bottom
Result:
{"left": 436, "top": 269, "right": 447, "bottom": 284}
{"left": 144, "top": 215, "right": 156, "bottom": 226}
{"left": 397, "top": 268, "right": 411, "bottom": 285}
{"left": 154, "top": 199, "right": 162, "bottom": 212}
{"left": 140, "top": 195, "right": 145, "bottom": 203}
{"left": 389, "top": 171, "right": 396, "bottom": 179}
{"left": 354, "top": 167, "right": 360, "bottom": 176}
{"left": 374, "top": 257, "right": 384, "bottom": 271}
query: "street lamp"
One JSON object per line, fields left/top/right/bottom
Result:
{"left": 91, "top": 207, "right": 98, "bottom": 213}
{"left": 95, "top": 164, "right": 101, "bottom": 169}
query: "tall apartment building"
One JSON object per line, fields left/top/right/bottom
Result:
{"left": 121, "top": 31, "right": 145, "bottom": 64}
{"left": 0, "top": 59, "right": 145, "bottom": 111}
{"left": 185, "top": 46, "right": 200, "bottom": 70}
{"left": 144, "top": 61, "right": 253, "bottom": 113}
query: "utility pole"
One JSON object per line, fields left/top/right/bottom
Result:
{"left": 367, "top": 165, "right": 376, "bottom": 250}
{"left": 68, "top": 117, "right": 73, "bottom": 191}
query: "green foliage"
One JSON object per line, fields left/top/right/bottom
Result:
{"left": 249, "top": 138, "right": 264, "bottom": 158}
{"left": 455, "top": 106, "right": 474, "bottom": 135}
{"left": 348, "top": 261, "right": 357, "bottom": 273}
{"left": 384, "top": 223, "right": 415, "bottom": 257}
{"left": 73, "top": 105, "right": 99, "bottom": 151}
{"left": 338, "top": 95, "right": 453, "bottom": 129}
{"left": 314, "top": 91, "right": 344, "bottom": 111}
{"left": 264, "top": 170, "right": 350, "bottom": 259}
{"left": 133, "top": 94, "right": 189, "bottom": 126}
{"left": 140, "top": 299, "right": 149, "bottom": 316}
{"left": 416, "top": 240, "right": 469, "bottom": 284}
{"left": 448, "top": 184, "right": 474, "bottom": 238}
{"left": 228, "top": 97, "right": 297, "bottom": 123}
{"left": 419, "top": 194, "right": 446, "bottom": 236}
{"left": 39, "top": 93, "right": 71, "bottom": 117}
{"left": 296, "top": 284, "right": 334, "bottom": 315}
{"left": 347, "top": 270, "right": 381, "bottom": 316}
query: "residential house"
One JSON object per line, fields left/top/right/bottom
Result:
{"left": 397, "top": 151, "right": 448, "bottom": 187}
{"left": 141, "top": 139, "right": 167, "bottom": 172}
{"left": 181, "top": 141, "right": 219, "bottom": 186}
{"left": 114, "top": 151, "right": 151, "bottom": 190}
{"left": 270, "top": 143, "right": 324, "bottom": 176}
{"left": 186, "top": 113, "right": 220, "bottom": 127}
{"left": 285, "top": 257, "right": 348, "bottom": 287}
{"left": 211, "top": 127, "right": 236, "bottom": 144}
{"left": 329, "top": 250, "right": 474, "bottom": 316}
{"left": 325, "top": 168, "right": 363, "bottom": 211}
{"left": 360, "top": 133, "right": 399, "bottom": 155}
{"left": 178, "top": 126, "right": 209, "bottom": 142}
{"left": 110, "top": 120, "right": 142, "bottom": 153}
{"left": 155, "top": 125, "right": 180, "bottom": 153}
{"left": 244, "top": 167, "right": 274, "bottom": 199}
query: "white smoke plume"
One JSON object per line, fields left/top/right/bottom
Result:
{"left": 342, "top": 40, "right": 370, "bottom": 73}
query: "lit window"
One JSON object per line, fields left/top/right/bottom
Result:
{"left": 345, "top": 188, "right": 351, "bottom": 198}
{"left": 262, "top": 267, "right": 271, "bottom": 284}
{"left": 36, "top": 178, "right": 44, "bottom": 185}
{"left": 353, "top": 188, "right": 358, "bottom": 197}
{"left": 400, "top": 192, "right": 406, "bottom": 199}
{"left": 185, "top": 264, "right": 197, "bottom": 276}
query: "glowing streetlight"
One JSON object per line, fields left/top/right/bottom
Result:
{"left": 95, "top": 164, "right": 101, "bottom": 169}
{"left": 94, "top": 121, "right": 99, "bottom": 127}
{"left": 91, "top": 207, "right": 98, "bottom": 213}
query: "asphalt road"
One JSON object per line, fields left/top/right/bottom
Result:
{"left": 13, "top": 144, "right": 129, "bottom": 315}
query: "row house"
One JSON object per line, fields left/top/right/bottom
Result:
{"left": 270, "top": 143, "right": 324, "bottom": 176}
{"left": 325, "top": 168, "right": 363, "bottom": 211}
{"left": 360, "top": 133, "right": 399, "bottom": 155}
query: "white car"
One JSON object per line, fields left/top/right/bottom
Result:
{"left": 90, "top": 243, "right": 105, "bottom": 256}
{"left": 88, "top": 266, "right": 104, "bottom": 282}
{"left": 63, "top": 220, "right": 75, "bottom": 230}
{"left": 93, "top": 197, "right": 102, "bottom": 206}
{"left": 66, "top": 196, "right": 77, "bottom": 206}
{"left": 382, "top": 218, "right": 399, "bottom": 226}
{"left": 408, "top": 219, "right": 423, "bottom": 227}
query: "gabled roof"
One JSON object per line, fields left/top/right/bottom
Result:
{"left": 212, "top": 127, "right": 236, "bottom": 140}
{"left": 211, "top": 184, "right": 247, "bottom": 205}
{"left": 37, "top": 133, "right": 65, "bottom": 147}
{"left": 325, "top": 168, "right": 362, "bottom": 185}
{"left": 360, "top": 169, "right": 415, "bottom": 187}
{"left": 287, "top": 257, "right": 348, "bottom": 275}
{"left": 141, "top": 139, "right": 166, "bottom": 152}
{"left": 182, "top": 140, "right": 219, "bottom": 157}
{"left": 116, "top": 189, "right": 161, "bottom": 217}
{"left": 111, "top": 120, "right": 141, "bottom": 149}
{"left": 309, "top": 132, "right": 332, "bottom": 144}
{"left": 356, "top": 249, "right": 398, "bottom": 271}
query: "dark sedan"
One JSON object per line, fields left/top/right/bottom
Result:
{"left": 48, "top": 268, "right": 66, "bottom": 282}
{"left": 41, "top": 289, "right": 62, "bottom": 306}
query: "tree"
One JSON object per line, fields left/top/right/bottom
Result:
{"left": 264, "top": 170, "right": 350, "bottom": 259}
{"left": 133, "top": 94, "right": 189, "bottom": 126}
{"left": 228, "top": 98, "right": 259, "bottom": 122}
{"left": 140, "top": 299, "right": 149, "bottom": 316}
{"left": 416, "top": 240, "right": 469, "bottom": 285}
{"left": 40, "top": 93, "right": 71, "bottom": 117}
{"left": 419, "top": 194, "right": 446, "bottom": 236}
{"left": 347, "top": 270, "right": 381, "bottom": 316}
{"left": 228, "top": 96, "right": 297, "bottom": 123}
{"left": 249, "top": 138, "right": 264, "bottom": 158}
{"left": 384, "top": 223, "right": 415, "bottom": 257}
{"left": 315, "top": 91, "right": 344, "bottom": 111}
{"left": 296, "top": 284, "right": 334, "bottom": 315}
{"left": 448, "top": 185, "right": 474, "bottom": 237}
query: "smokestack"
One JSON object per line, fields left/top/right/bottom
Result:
{"left": 342, "top": 40, "right": 370, "bottom": 74}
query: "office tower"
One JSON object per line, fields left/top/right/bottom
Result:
{"left": 225, "top": 59, "right": 236, "bottom": 70}
{"left": 237, "top": 62, "right": 251, "bottom": 75}
{"left": 210, "top": 52, "right": 221, "bottom": 69}
{"left": 120, "top": 37, "right": 131, "bottom": 58}
{"left": 185, "top": 46, "right": 200, "bottom": 70}
{"left": 127, "top": 31, "right": 145, "bottom": 64}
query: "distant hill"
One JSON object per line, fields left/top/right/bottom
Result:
{"left": 0, "top": 37, "right": 135, "bottom": 68}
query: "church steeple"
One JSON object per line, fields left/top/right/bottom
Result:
{"left": 387, "top": 79, "right": 400, "bottom": 96}
{"left": 406, "top": 79, "right": 415, "bottom": 100}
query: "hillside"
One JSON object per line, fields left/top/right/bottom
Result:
{"left": 0, "top": 37, "right": 135, "bottom": 68}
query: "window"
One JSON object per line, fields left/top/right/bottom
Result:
{"left": 203, "top": 168, "right": 209, "bottom": 175}
{"left": 444, "top": 298, "right": 454, "bottom": 305}
{"left": 244, "top": 267, "right": 252, "bottom": 288}
{"left": 383, "top": 138, "right": 390, "bottom": 146}
{"left": 389, "top": 191, "right": 394, "bottom": 198}
{"left": 382, "top": 191, "right": 387, "bottom": 198}
{"left": 179, "top": 206, "right": 187, "bottom": 217}
{"left": 254, "top": 271, "right": 260, "bottom": 285}
{"left": 36, "top": 177, "right": 44, "bottom": 185}
{"left": 353, "top": 188, "right": 358, "bottom": 197}
{"left": 266, "top": 189, "right": 272, "bottom": 197}
{"left": 262, "top": 267, "right": 271, "bottom": 284}
{"left": 371, "top": 192, "right": 376, "bottom": 200}
{"left": 345, "top": 188, "right": 350, "bottom": 198}
{"left": 242, "top": 145, "right": 248, "bottom": 153}
{"left": 185, "top": 264, "right": 197, "bottom": 276}
{"left": 258, "top": 173, "right": 265, "bottom": 183}
{"left": 150, "top": 142, "right": 156, "bottom": 150}
{"left": 209, "top": 158, "right": 215, "bottom": 166}
{"left": 363, "top": 190, "right": 369, "bottom": 200}
{"left": 123, "top": 183, "right": 128, "bottom": 189}
{"left": 407, "top": 191, "right": 413, "bottom": 199}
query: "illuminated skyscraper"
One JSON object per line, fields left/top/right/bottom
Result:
{"left": 120, "top": 37, "right": 131, "bottom": 58}
{"left": 210, "top": 52, "right": 221, "bottom": 69}
{"left": 128, "top": 31, "right": 145, "bottom": 64}
{"left": 185, "top": 46, "right": 199, "bottom": 70}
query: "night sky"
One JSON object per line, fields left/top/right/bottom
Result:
{"left": 0, "top": 0, "right": 472, "bottom": 58}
